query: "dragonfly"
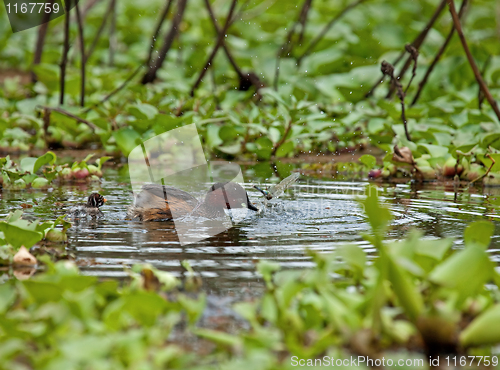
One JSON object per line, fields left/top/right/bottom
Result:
{"left": 254, "top": 172, "right": 300, "bottom": 200}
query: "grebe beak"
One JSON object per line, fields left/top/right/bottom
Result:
{"left": 248, "top": 203, "right": 259, "bottom": 211}
{"left": 103, "top": 198, "right": 107, "bottom": 202}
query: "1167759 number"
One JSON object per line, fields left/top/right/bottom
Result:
{"left": 6, "top": 2, "right": 60, "bottom": 13}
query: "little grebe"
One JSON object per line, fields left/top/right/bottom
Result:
{"left": 127, "top": 182, "right": 258, "bottom": 221}
{"left": 69, "top": 193, "right": 107, "bottom": 218}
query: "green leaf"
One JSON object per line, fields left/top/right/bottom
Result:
{"left": 463, "top": 221, "right": 494, "bottom": 249}
{"left": 417, "top": 144, "right": 449, "bottom": 158}
{"left": 359, "top": 154, "right": 376, "bottom": 168}
{"left": 0, "top": 223, "right": 43, "bottom": 249}
{"left": 113, "top": 128, "right": 142, "bottom": 156}
{"left": 275, "top": 141, "right": 294, "bottom": 157}
{"left": 415, "top": 238, "right": 453, "bottom": 260}
{"left": 97, "top": 156, "right": 112, "bottom": 170}
{"left": 127, "top": 103, "right": 158, "bottom": 120}
{"left": 430, "top": 246, "right": 494, "bottom": 303}
{"left": 20, "top": 157, "right": 37, "bottom": 173}
{"left": 460, "top": 304, "right": 500, "bottom": 347}
{"left": 359, "top": 185, "right": 392, "bottom": 238}
{"left": 194, "top": 328, "right": 242, "bottom": 347}
{"left": 478, "top": 154, "right": 500, "bottom": 173}
{"left": 33, "top": 151, "right": 56, "bottom": 173}
{"left": 338, "top": 244, "right": 366, "bottom": 273}
{"left": 386, "top": 254, "right": 423, "bottom": 322}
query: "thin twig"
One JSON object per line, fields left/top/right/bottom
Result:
{"left": 39, "top": 106, "right": 98, "bottom": 131}
{"left": 365, "top": 0, "right": 447, "bottom": 98}
{"left": 411, "top": 0, "right": 468, "bottom": 106}
{"left": 447, "top": 0, "right": 500, "bottom": 121}
{"left": 274, "top": 0, "right": 313, "bottom": 89}
{"left": 204, "top": 0, "right": 264, "bottom": 95}
{"left": 190, "top": 0, "right": 238, "bottom": 96}
{"left": 204, "top": 0, "right": 244, "bottom": 80}
{"left": 381, "top": 61, "right": 411, "bottom": 141}
{"left": 146, "top": 0, "right": 175, "bottom": 67}
{"left": 142, "top": 0, "right": 188, "bottom": 84}
{"left": 297, "top": 0, "right": 313, "bottom": 43}
{"left": 60, "top": 0, "right": 71, "bottom": 105}
{"left": 109, "top": 0, "right": 116, "bottom": 66}
{"left": 42, "top": 108, "right": 51, "bottom": 147}
{"left": 85, "top": 0, "right": 115, "bottom": 62}
{"left": 478, "top": 55, "right": 491, "bottom": 110}
{"left": 75, "top": 1, "right": 86, "bottom": 107}
{"left": 296, "top": 0, "right": 366, "bottom": 66}
{"left": 469, "top": 153, "right": 495, "bottom": 185}
{"left": 404, "top": 44, "right": 418, "bottom": 94}
{"left": 83, "top": 65, "right": 144, "bottom": 114}
{"left": 32, "top": 0, "right": 53, "bottom": 83}
{"left": 271, "top": 120, "right": 292, "bottom": 157}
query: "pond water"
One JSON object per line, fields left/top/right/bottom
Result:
{"left": 2, "top": 162, "right": 500, "bottom": 300}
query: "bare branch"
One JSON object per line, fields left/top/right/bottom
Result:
{"left": 365, "top": 0, "right": 447, "bottom": 98}
{"left": 146, "top": 0, "right": 175, "bottom": 67}
{"left": 142, "top": 0, "right": 188, "bottom": 84}
{"left": 296, "top": 0, "right": 366, "bottom": 66}
{"left": 60, "top": 0, "right": 71, "bottom": 105}
{"left": 447, "top": 0, "right": 500, "bottom": 121}
{"left": 190, "top": 0, "right": 238, "bottom": 96}
{"left": 39, "top": 106, "right": 98, "bottom": 131}
{"left": 411, "top": 0, "right": 468, "bottom": 106}
{"left": 75, "top": 1, "right": 86, "bottom": 107}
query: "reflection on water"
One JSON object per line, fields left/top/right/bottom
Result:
{"left": 1, "top": 164, "right": 500, "bottom": 296}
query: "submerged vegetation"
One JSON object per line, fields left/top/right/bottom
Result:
{"left": 0, "top": 186, "right": 499, "bottom": 368}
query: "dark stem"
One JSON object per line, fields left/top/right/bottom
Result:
{"left": 32, "top": 1, "right": 53, "bottom": 83}
{"left": 478, "top": 55, "right": 491, "bottom": 110}
{"left": 190, "top": 0, "right": 238, "bottom": 96}
{"left": 39, "top": 106, "right": 98, "bottom": 131}
{"left": 146, "top": 0, "right": 175, "bottom": 67}
{"left": 403, "top": 44, "right": 419, "bottom": 94}
{"left": 142, "top": 0, "right": 188, "bottom": 84}
{"left": 447, "top": 0, "right": 500, "bottom": 121}
{"left": 365, "top": 0, "right": 447, "bottom": 98}
{"left": 204, "top": 0, "right": 244, "bottom": 80}
{"left": 83, "top": 65, "right": 144, "bottom": 114}
{"left": 273, "top": 0, "right": 313, "bottom": 90}
{"left": 60, "top": 0, "right": 71, "bottom": 105}
{"left": 297, "top": 0, "right": 313, "bottom": 42}
{"left": 75, "top": 1, "right": 85, "bottom": 107}
{"left": 42, "top": 108, "right": 51, "bottom": 147}
{"left": 109, "top": 0, "right": 116, "bottom": 66}
{"left": 271, "top": 120, "right": 292, "bottom": 157}
{"left": 411, "top": 0, "right": 468, "bottom": 106}
{"left": 381, "top": 61, "right": 411, "bottom": 141}
{"left": 296, "top": 0, "right": 366, "bottom": 66}
{"left": 470, "top": 153, "right": 495, "bottom": 185}
{"left": 85, "top": 0, "right": 115, "bottom": 62}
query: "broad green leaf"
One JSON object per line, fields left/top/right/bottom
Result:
{"left": 415, "top": 238, "right": 453, "bottom": 260}
{"left": 20, "top": 157, "right": 37, "bottom": 173}
{"left": 0, "top": 223, "right": 43, "bottom": 248}
{"left": 430, "top": 246, "right": 494, "bottom": 302}
{"left": 387, "top": 255, "right": 423, "bottom": 322}
{"left": 463, "top": 221, "right": 494, "bottom": 249}
{"left": 113, "top": 128, "right": 142, "bottom": 156}
{"left": 359, "top": 154, "right": 376, "bottom": 168}
{"left": 338, "top": 244, "right": 366, "bottom": 273}
{"left": 460, "top": 304, "right": 500, "bottom": 347}
{"left": 33, "top": 151, "right": 56, "bottom": 173}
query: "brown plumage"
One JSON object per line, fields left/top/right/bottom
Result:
{"left": 69, "top": 193, "right": 107, "bottom": 218}
{"left": 127, "top": 182, "right": 258, "bottom": 221}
